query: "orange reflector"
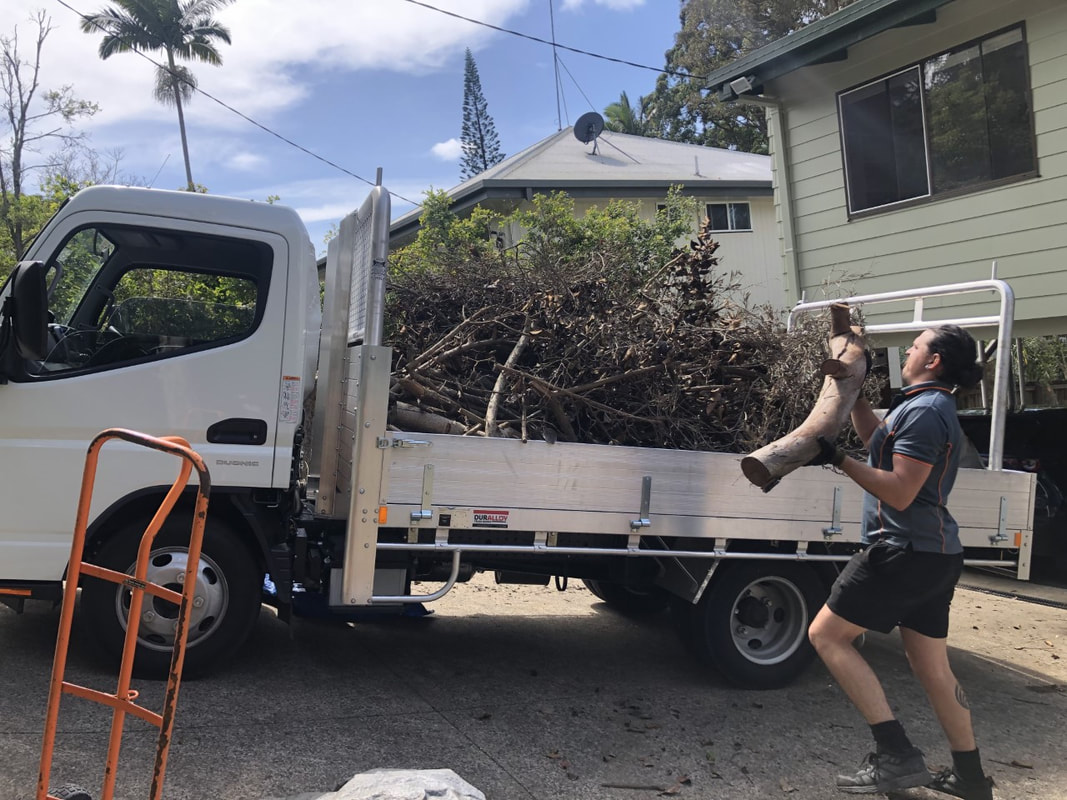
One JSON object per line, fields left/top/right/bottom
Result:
{"left": 0, "top": 588, "right": 32, "bottom": 597}
{"left": 379, "top": 506, "right": 388, "bottom": 524}
{"left": 1014, "top": 531, "right": 1022, "bottom": 547}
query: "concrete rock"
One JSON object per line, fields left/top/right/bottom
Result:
{"left": 325, "top": 769, "right": 485, "bottom": 800}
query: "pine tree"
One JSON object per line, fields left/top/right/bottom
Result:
{"left": 460, "top": 48, "right": 504, "bottom": 180}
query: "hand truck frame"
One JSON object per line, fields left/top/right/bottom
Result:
{"left": 36, "top": 428, "right": 211, "bottom": 800}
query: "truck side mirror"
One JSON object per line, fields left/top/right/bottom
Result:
{"left": 3, "top": 261, "right": 49, "bottom": 361}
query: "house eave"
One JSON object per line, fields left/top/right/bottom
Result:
{"left": 705, "top": 0, "right": 956, "bottom": 100}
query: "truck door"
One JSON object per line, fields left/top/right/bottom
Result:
{"left": 0, "top": 212, "right": 288, "bottom": 581}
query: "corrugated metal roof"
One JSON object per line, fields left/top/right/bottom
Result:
{"left": 467, "top": 128, "right": 769, "bottom": 183}
{"left": 391, "top": 128, "right": 770, "bottom": 236}
{"left": 704, "top": 0, "right": 956, "bottom": 99}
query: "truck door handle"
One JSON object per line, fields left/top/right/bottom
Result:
{"left": 207, "top": 418, "right": 268, "bottom": 446}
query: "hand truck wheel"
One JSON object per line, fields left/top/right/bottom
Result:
{"left": 48, "top": 784, "right": 93, "bottom": 800}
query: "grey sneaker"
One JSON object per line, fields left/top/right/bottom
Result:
{"left": 929, "top": 768, "right": 995, "bottom": 800}
{"left": 836, "top": 749, "right": 931, "bottom": 794}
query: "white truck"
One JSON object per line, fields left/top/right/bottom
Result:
{"left": 0, "top": 184, "right": 1037, "bottom": 689}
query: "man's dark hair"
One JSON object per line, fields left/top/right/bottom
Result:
{"left": 928, "top": 325, "right": 984, "bottom": 390}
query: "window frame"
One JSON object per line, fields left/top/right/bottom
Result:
{"left": 18, "top": 222, "right": 273, "bottom": 381}
{"left": 837, "top": 22, "right": 1038, "bottom": 219}
{"left": 705, "top": 202, "right": 753, "bottom": 232}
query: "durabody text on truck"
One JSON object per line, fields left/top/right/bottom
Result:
{"left": 0, "top": 185, "right": 1038, "bottom": 689}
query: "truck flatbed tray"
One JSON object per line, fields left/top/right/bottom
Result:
{"left": 382, "top": 433, "right": 1035, "bottom": 551}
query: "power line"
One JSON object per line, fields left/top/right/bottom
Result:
{"left": 53, "top": 0, "right": 419, "bottom": 207}
{"left": 400, "top": 0, "right": 699, "bottom": 81}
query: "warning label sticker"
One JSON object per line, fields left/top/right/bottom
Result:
{"left": 279, "top": 375, "right": 301, "bottom": 424}
{"left": 473, "top": 509, "right": 510, "bottom": 528}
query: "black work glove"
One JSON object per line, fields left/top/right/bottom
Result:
{"left": 806, "top": 435, "right": 846, "bottom": 467}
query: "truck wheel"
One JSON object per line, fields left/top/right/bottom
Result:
{"left": 684, "top": 562, "right": 825, "bottom": 689}
{"left": 80, "top": 513, "right": 262, "bottom": 678}
{"left": 581, "top": 578, "right": 670, "bottom": 615}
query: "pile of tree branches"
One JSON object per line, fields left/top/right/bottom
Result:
{"left": 386, "top": 216, "right": 858, "bottom": 454}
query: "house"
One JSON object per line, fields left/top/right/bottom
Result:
{"left": 390, "top": 127, "right": 785, "bottom": 308}
{"left": 704, "top": 0, "right": 1066, "bottom": 337}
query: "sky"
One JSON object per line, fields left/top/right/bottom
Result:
{"left": 6, "top": 0, "right": 684, "bottom": 251}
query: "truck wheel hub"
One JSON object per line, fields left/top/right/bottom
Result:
{"left": 115, "top": 547, "right": 229, "bottom": 652}
{"left": 729, "top": 577, "right": 807, "bottom": 666}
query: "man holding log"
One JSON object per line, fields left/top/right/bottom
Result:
{"left": 805, "top": 325, "right": 995, "bottom": 800}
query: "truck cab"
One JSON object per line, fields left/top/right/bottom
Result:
{"left": 0, "top": 186, "right": 320, "bottom": 673}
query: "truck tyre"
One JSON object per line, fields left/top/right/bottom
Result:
{"left": 581, "top": 578, "right": 670, "bottom": 615}
{"left": 684, "top": 561, "right": 825, "bottom": 689}
{"left": 80, "top": 513, "right": 262, "bottom": 678}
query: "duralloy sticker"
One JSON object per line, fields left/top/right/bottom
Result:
{"left": 473, "top": 509, "right": 509, "bottom": 528}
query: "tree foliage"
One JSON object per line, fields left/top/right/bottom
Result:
{"left": 80, "top": 0, "right": 234, "bottom": 191}
{"left": 644, "top": 0, "right": 855, "bottom": 153}
{"left": 1, "top": 12, "right": 101, "bottom": 282}
{"left": 1021, "top": 337, "right": 1067, "bottom": 390}
{"left": 460, "top": 48, "right": 504, "bottom": 180}
{"left": 392, "top": 187, "right": 695, "bottom": 287}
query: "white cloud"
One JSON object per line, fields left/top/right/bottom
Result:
{"left": 293, "top": 201, "right": 360, "bottom": 225}
{"left": 431, "top": 138, "right": 463, "bottom": 161}
{"left": 233, "top": 175, "right": 433, "bottom": 227}
{"left": 6, "top": 0, "right": 529, "bottom": 132}
{"left": 561, "top": 0, "right": 645, "bottom": 10}
{"left": 227, "top": 151, "right": 267, "bottom": 172}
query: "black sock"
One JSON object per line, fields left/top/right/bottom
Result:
{"left": 870, "top": 720, "right": 913, "bottom": 755}
{"left": 951, "top": 749, "right": 985, "bottom": 782}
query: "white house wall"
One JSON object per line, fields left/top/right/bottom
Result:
{"left": 769, "top": 0, "right": 1067, "bottom": 336}
{"left": 567, "top": 196, "right": 785, "bottom": 310}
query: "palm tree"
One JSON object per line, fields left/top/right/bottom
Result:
{"left": 80, "top": 0, "right": 234, "bottom": 191}
{"left": 603, "top": 91, "right": 649, "bottom": 136}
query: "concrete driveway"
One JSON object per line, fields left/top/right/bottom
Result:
{"left": 1, "top": 572, "right": 1064, "bottom": 800}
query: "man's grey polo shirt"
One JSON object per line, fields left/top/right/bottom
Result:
{"left": 862, "top": 381, "right": 964, "bottom": 554}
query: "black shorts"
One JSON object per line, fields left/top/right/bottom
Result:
{"left": 828, "top": 540, "right": 964, "bottom": 638}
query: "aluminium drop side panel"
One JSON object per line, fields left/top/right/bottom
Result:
{"left": 338, "top": 344, "right": 393, "bottom": 606}
{"left": 310, "top": 188, "right": 386, "bottom": 517}
{"left": 380, "top": 433, "right": 1035, "bottom": 551}
{"left": 310, "top": 226, "right": 357, "bottom": 516}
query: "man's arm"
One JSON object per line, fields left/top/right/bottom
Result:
{"left": 839, "top": 452, "right": 932, "bottom": 511}
{"left": 850, "top": 396, "right": 881, "bottom": 447}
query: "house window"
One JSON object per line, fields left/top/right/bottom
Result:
{"left": 706, "top": 202, "right": 752, "bottom": 231}
{"left": 839, "top": 25, "right": 1035, "bottom": 214}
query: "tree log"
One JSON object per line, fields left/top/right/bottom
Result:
{"left": 740, "top": 303, "right": 868, "bottom": 491}
{"left": 391, "top": 402, "right": 467, "bottom": 435}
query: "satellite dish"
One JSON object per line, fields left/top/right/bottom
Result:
{"left": 574, "top": 111, "right": 605, "bottom": 145}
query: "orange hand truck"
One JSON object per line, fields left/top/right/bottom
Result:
{"left": 36, "top": 428, "right": 212, "bottom": 800}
